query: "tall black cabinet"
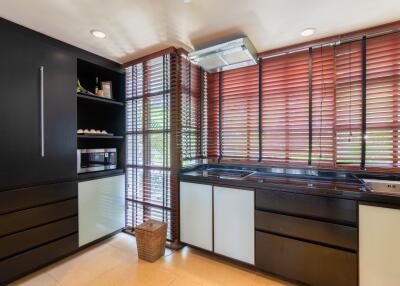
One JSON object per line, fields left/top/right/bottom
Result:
{"left": 0, "top": 18, "right": 123, "bottom": 285}
{"left": 0, "top": 19, "right": 76, "bottom": 190}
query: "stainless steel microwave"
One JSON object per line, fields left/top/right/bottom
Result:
{"left": 77, "top": 148, "right": 117, "bottom": 173}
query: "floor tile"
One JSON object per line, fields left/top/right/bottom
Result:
{"left": 12, "top": 233, "right": 296, "bottom": 286}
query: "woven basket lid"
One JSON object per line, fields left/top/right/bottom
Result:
{"left": 136, "top": 219, "right": 166, "bottom": 232}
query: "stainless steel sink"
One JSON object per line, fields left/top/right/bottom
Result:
{"left": 204, "top": 168, "right": 255, "bottom": 180}
{"left": 363, "top": 179, "right": 400, "bottom": 195}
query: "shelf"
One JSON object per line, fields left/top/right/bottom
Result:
{"left": 78, "top": 168, "right": 125, "bottom": 182}
{"left": 77, "top": 93, "right": 124, "bottom": 106}
{"left": 77, "top": 135, "right": 124, "bottom": 139}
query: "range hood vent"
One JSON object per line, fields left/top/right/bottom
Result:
{"left": 188, "top": 37, "right": 257, "bottom": 73}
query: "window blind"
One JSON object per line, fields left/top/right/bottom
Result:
{"left": 181, "top": 54, "right": 204, "bottom": 166}
{"left": 207, "top": 72, "right": 220, "bottom": 160}
{"left": 207, "top": 31, "right": 400, "bottom": 172}
{"left": 261, "top": 51, "right": 309, "bottom": 165}
{"left": 220, "top": 65, "right": 259, "bottom": 160}
{"left": 126, "top": 54, "right": 172, "bottom": 239}
{"left": 311, "top": 46, "right": 335, "bottom": 167}
{"left": 334, "top": 42, "right": 363, "bottom": 167}
{"left": 365, "top": 32, "right": 400, "bottom": 169}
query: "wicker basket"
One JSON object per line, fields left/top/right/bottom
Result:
{"left": 135, "top": 219, "right": 167, "bottom": 262}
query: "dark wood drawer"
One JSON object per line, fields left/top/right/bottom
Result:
{"left": 255, "top": 231, "right": 357, "bottom": 286}
{"left": 0, "top": 199, "right": 77, "bottom": 236}
{"left": 0, "top": 216, "right": 78, "bottom": 260}
{"left": 255, "top": 189, "right": 357, "bottom": 225}
{"left": 0, "top": 181, "right": 77, "bottom": 215}
{"left": 255, "top": 210, "right": 357, "bottom": 250}
{"left": 0, "top": 233, "right": 78, "bottom": 285}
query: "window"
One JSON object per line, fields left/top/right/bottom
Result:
{"left": 207, "top": 65, "right": 259, "bottom": 161}
{"left": 206, "top": 31, "right": 400, "bottom": 172}
{"left": 261, "top": 51, "right": 309, "bottom": 165}
{"left": 207, "top": 72, "right": 220, "bottom": 160}
{"left": 220, "top": 65, "right": 259, "bottom": 160}
{"left": 334, "top": 41, "right": 363, "bottom": 167}
{"left": 180, "top": 54, "right": 205, "bottom": 166}
{"left": 311, "top": 46, "right": 335, "bottom": 167}
{"left": 366, "top": 32, "right": 400, "bottom": 169}
{"left": 126, "top": 54, "right": 172, "bottom": 239}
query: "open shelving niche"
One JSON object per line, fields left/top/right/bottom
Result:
{"left": 77, "top": 58, "right": 126, "bottom": 180}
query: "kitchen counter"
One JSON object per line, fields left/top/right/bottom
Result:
{"left": 179, "top": 164, "right": 400, "bottom": 206}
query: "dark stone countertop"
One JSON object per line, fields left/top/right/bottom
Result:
{"left": 179, "top": 164, "right": 400, "bottom": 206}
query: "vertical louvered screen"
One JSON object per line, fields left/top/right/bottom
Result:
{"left": 261, "top": 51, "right": 309, "bottom": 165}
{"left": 311, "top": 46, "right": 336, "bottom": 167}
{"left": 220, "top": 65, "right": 259, "bottom": 161}
{"left": 180, "top": 54, "right": 203, "bottom": 166}
{"left": 335, "top": 42, "right": 363, "bottom": 167}
{"left": 365, "top": 33, "right": 400, "bottom": 170}
{"left": 126, "top": 54, "right": 172, "bottom": 240}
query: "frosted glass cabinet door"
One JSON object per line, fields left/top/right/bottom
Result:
{"left": 214, "top": 186, "right": 254, "bottom": 264}
{"left": 359, "top": 204, "right": 400, "bottom": 286}
{"left": 79, "top": 175, "right": 125, "bottom": 246}
{"left": 180, "top": 182, "right": 213, "bottom": 251}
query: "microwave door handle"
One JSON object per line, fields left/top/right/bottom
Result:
{"left": 40, "top": 66, "right": 45, "bottom": 157}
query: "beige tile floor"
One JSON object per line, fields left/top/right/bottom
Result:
{"left": 10, "top": 233, "right": 296, "bottom": 286}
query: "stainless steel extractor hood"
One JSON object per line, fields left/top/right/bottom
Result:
{"left": 188, "top": 37, "right": 257, "bottom": 73}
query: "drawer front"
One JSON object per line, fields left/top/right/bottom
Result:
{"left": 255, "top": 210, "right": 357, "bottom": 250}
{"left": 0, "top": 233, "right": 78, "bottom": 285}
{"left": 256, "top": 189, "right": 357, "bottom": 225}
{"left": 0, "top": 199, "right": 78, "bottom": 236}
{"left": 0, "top": 181, "right": 77, "bottom": 215}
{"left": 256, "top": 231, "right": 357, "bottom": 286}
{"left": 0, "top": 216, "right": 78, "bottom": 260}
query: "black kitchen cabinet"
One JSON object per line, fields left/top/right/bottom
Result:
{"left": 256, "top": 231, "right": 357, "bottom": 286}
{"left": 0, "top": 17, "right": 123, "bottom": 284}
{"left": 0, "top": 18, "right": 76, "bottom": 190}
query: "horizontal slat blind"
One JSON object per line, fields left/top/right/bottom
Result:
{"left": 335, "top": 42, "right": 363, "bottom": 167}
{"left": 366, "top": 32, "right": 400, "bottom": 169}
{"left": 207, "top": 72, "right": 220, "bottom": 160}
{"left": 261, "top": 51, "right": 309, "bottom": 165}
{"left": 126, "top": 54, "right": 172, "bottom": 240}
{"left": 181, "top": 54, "right": 203, "bottom": 166}
{"left": 201, "top": 70, "right": 208, "bottom": 161}
{"left": 205, "top": 31, "right": 400, "bottom": 172}
{"left": 311, "top": 46, "right": 335, "bottom": 167}
{"left": 221, "top": 65, "right": 259, "bottom": 160}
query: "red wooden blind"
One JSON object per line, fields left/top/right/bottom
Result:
{"left": 220, "top": 65, "right": 259, "bottom": 160}
{"left": 181, "top": 54, "right": 203, "bottom": 166}
{"left": 207, "top": 72, "right": 220, "bottom": 160}
{"left": 261, "top": 51, "right": 309, "bottom": 165}
{"left": 206, "top": 31, "right": 400, "bottom": 172}
{"left": 365, "top": 32, "right": 400, "bottom": 169}
{"left": 334, "top": 42, "right": 363, "bottom": 167}
{"left": 311, "top": 46, "right": 335, "bottom": 167}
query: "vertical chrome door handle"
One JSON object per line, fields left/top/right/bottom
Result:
{"left": 40, "top": 66, "right": 45, "bottom": 157}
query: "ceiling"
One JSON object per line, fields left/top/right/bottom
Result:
{"left": 0, "top": 0, "right": 399, "bottom": 64}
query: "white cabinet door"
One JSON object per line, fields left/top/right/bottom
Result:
{"left": 79, "top": 175, "right": 125, "bottom": 246}
{"left": 359, "top": 204, "right": 400, "bottom": 286}
{"left": 214, "top": 186, "right": 254, "bottom": 264}
{"left": 180, "top": 182, "right": 213, "bottom": 251}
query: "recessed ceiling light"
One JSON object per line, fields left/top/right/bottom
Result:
{"left": 301, "top": 28, "right": 315, "bottom": 37}
{"left": 90, "top": 29, "right": 107, "bottom": 39}
{"left": 183, "top": 0, "right": 192, "bottom": 3}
